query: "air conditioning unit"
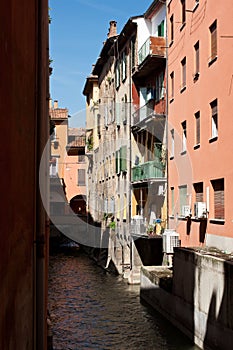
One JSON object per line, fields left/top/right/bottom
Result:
{"left": 162, "top": 229, "right": 180, "bottom": 254}
{"left": 194, "top": 202, "right": 207, "bottom": 218}
{"left": 182, "top": 205, "right": 191, "bottom": 217}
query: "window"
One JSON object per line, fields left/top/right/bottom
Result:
{"left": 170, "top": 129, "right": 174, "bottom": 158}
{"left": 120, "top": 145, "right": 127, "bottom": 172}
{"left": 77, "top": 169, "right": 86, "bottom": 186}
{"left": 115, "top": 150, "right": 120, "bottom": 174}
{"left": 121, "top": 51, "right": 127, "bottom": 81}
{"left": 195, "top": 111, "right": 200, "bottom": 145}
{"left": 115, "top": 60, "right": 120, "bottom": 88}
{"left": 181, "top": 121, "right": 187, "bottom": 153}
{"left": 170, "top": 71, "right": 174, "bottom": 100}
{"left": 78, "top": 155, "right": 85, "bottom": 163}
{"left": 171, "top": 187, "right": 175, "bottom": 216}
{"left": 158, "top": 20, "right": 165, "bottom": 37}
{"left": 181, "top": 57, "right": 186, "bottom": 91}
{"left": 194, "top": 182, "right": 203, "bottom": 202}
{"left": 211, "top": 178, "right": 224, "bottom": 219}
{"left": 210, "top": 99, "right": 218, "bottom": 139}
{"left": 170, "top": 15, "right": 174, "bottom": 43}
{"left": 123, "top": 194, "right": 127, "bottom": 221}
{"left": 194, "top": 41, "right": 200, "bottom": 77}
{"left": 209, "top": 20, "right": 217, "bottom": 64}
{"left": 181, "top": 0, "right": 186, "bottom": 26}
{"left": 155, "top": 72, "right": 164, "bottom": 101}
{"left": 179, "top": 185, "right": 187, "bottom": 215}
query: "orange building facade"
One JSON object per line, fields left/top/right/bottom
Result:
{"left": 167, "top": 0, "right": 233, "bottom": 251}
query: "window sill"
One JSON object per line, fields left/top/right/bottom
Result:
{"left": 180, "top": 150, "right": 187, "bottom": 156}
{"left": 209, "top": 136, "right": 218, "bottom": 143}
{"left": 169, "top": 215, "right": 175, "bottom": 219}
{"left": 208, "top": 56, "right": 218, "bottom": 67}
{"left": 180, "top": 85, "right": 186, "bottom": 93}
{"left": 194, "top": 144, "right": 200, "bottom": 150}
{"left": 209, "top": 218, "right": 225, "bottom": 225}
{"left": 180, "top": 22, "right": 186, "bottom": 32}
{"left": 178, "top": 216, "right": 188, "bottom": 221}
{"left": 193, "top": 2, "right": 200, "bottom": 13}
{"left": 169, "top": 97, "right": 174, "bottom": 103}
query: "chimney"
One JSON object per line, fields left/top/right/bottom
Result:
{"left": 49, "top": 98, "right": 53, "bottom": 109}
{"left": 54, "top": 100, "right": 58, "bottom": 109}
{"left": 107, "top": 21, "right": 117, "bottom": 38}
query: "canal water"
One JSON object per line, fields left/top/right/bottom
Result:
{"left": 48, "top": 245, "right": 199, "bottom": 350}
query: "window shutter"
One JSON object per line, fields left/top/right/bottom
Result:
{"left": 195, "top": 112, "right": 200, "bottom": 145}
{"left": 212, "top": 179, "right": 224, "bottom": 219}
{"left": 120, "top": 146, "right": 127, "bottom": 172}
{"left": 210, "top": 21, "right": 217, "bottom": 59}
{"left": 78, "top": 169, "right": 86, "bottom": 186}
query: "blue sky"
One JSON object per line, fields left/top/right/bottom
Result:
{"left": 49, "top": 0, "right": 152, "bottom": 127}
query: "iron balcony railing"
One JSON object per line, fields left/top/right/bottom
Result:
{"left": 132, "top": 99, "right": 155, "bottom": 125}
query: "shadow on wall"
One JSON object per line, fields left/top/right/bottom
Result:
{"left": 203, "top": 260, "right": 233, "bottom": 350}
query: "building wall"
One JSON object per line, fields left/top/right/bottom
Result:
{"left": 0, "top": 0, "right": 49, "bottom": 349}
{"left": 64, "top": 153, "right": 87, "bottom": 203}
{"left": 167, "top": 0, "right": 233, "bottom": 250}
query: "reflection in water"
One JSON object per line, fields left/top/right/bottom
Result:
{"left": 48, "top": 248, "right": 198, "bottom": 350}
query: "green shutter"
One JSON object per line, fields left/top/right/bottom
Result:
{"left": 120, "top": 146, "right": 127, "bottom": 172}
{"left": 161, "top": 20, "right": 164, "bottom": 37}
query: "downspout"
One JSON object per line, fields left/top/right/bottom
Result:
{"left": 129, "top": 30, "right": 133, "bottom": 270}
{"left": 165, "top": 0, "right": 169, "bottom": 229}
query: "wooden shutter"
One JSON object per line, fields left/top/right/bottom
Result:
{"left": 195, "top": 111, "right": 200, "bottom": 145}
{"left": 182, "top": 57, "right": 186, "bottom": 87}
{"left": 195, "top": 41, "right": 199, "bottom": 73}
{"left": 210, "top": 21, "right": 217, "bottom": 59}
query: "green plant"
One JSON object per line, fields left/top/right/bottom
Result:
{"left": 86, "top": 135, "right": 93, "bottom": 151}
{"left": 109, "top": 221, "right": 116, "bottom": 230}
{"left": 147, "top": 225, "right": 154, "bottom": 234}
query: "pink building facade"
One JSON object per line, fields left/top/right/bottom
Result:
{"left": 167, "top": 0, "right": 233, "bottom": 250}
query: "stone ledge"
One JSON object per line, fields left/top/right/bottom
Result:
{"left": 141, "top": 266, "right": 173, "bottom": 292}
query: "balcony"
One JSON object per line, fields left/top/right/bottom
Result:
{"left": 132, "top": 99, "right": 154, "bottom": 126}
{"left": 131, "top": 99, "right": 165, "bottom": 131}
{"left": 133, "top": 36, "right": 166, "bottom": 82}
{"left": 131, "top": 160, "right": 165, "bottom": 183}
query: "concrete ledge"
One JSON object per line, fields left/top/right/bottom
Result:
{"left": 140, "top": 248, "right": 233, "bottom": 350}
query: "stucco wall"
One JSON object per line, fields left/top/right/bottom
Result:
{"left": 0, "top": 0, "right": 49, "bottom": 349}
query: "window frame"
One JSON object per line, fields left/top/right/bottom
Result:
{"left": 195, "top": 111, "right": 200, "bottom": 146}
{"left": 181, "top": 120, "right": 187, "bottom": 153}
{"left": 210, "top": 99, "right": 218, "bottom": 140}
{"left": 181, "top": 57, "right": 186, "bottom": 92}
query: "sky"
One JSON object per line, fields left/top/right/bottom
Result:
{"left": 49, "top": 0, "right": 152, "bottom": 127}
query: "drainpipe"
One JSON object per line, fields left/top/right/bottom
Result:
{"left": 165, "top": 0, "right": 169, "bottom": 230}
{"left": 129, "top": 31, "right": 133, "bottom": 269}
